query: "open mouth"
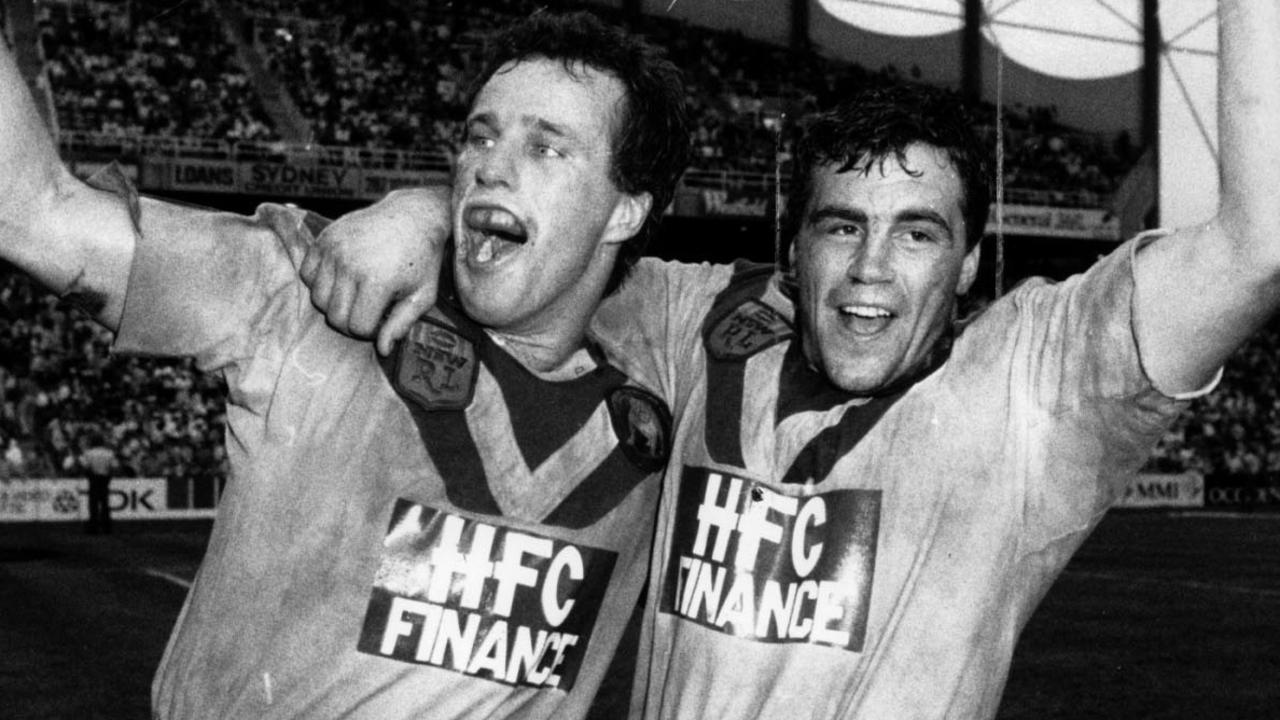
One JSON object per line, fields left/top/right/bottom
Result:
{"left": 837, "top": 304, "right": 894, "bottom": 335}
{"left": 463, "top": 205, "right": 528, "bottom": 264}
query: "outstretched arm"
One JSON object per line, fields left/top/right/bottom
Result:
{"left": 0, "top": 41, "right": 134, "bottom": 329}
{"left": 301, "top": 186, "right": 451, "bottom": 355}
{"left": 1134, "top": 0, "right": 1280, "bottom": 393}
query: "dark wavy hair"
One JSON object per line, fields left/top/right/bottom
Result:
{"left": 469, "top": 11, "right": 691, "bottom": 295}
{"left": 781, "top": 85, "right": 991, "bottom": 272}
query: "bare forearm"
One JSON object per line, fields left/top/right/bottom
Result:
{"left": 0, "top": 41, "right": 62, "bottom": 215}
{"left": 376, "top": 185, "right": 453, "bottom": 239}
{"left": 1217, "top": 0, "right": 1280, "bottom": 253}
{"left": 1131, "top": 1, "right": 1280, "bottom": 393}
{"left": 0, "top": 43, "right": 133, "bottom": 328}
{"left": 302, "top": 183, "right": 453, "bottom": 350}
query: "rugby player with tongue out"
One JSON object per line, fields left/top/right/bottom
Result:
{"left": 0, "top": 7, "right": 699, "bottom": 717}
{"left": 449, "top": 53, "right": 654, "bottom": 376}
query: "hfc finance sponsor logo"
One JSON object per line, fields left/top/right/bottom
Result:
{"left": 661, "top": 467, "right": 881, "bottom": 651}
{"left": 359, "top": 499, "right": 616, "bottom": 689}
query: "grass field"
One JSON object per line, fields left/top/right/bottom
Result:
{"left": 2, "top": 512, "right": 1279, "bottom": 719}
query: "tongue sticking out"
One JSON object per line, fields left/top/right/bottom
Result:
{"left": 464, "top": 206, "right": 528, "bottom": 264}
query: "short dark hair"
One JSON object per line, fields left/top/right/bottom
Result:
{"left": 782, "top": 84, "right": 991, "bottom": 271}
{"left": 470, "top": 11, "right": 691, "bottom": 295}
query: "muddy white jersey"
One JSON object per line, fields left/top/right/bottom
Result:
{"left": 592, "top": 239, "right": 1189, "bottom": 720}
{"left": 100, "top": 169, "right": 669, "bottom": 720}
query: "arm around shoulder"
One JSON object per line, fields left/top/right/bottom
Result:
{"left": 302, "top": 185, "right": 452, "bottom": 354}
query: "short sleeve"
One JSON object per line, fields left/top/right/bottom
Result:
{"left": 99, "top": 168, "right": 327, "bottom": 373}
{"left": 962, "top": 234, "right": 1196, "bottom": 550}
{"left": 1008, "top": 233, "right": 1195, "bottom": 411}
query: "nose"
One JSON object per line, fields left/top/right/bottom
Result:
{"left": 847, "top": 231, "right": 893, "bottom": 284}
{"left": 473, "top": 141, "right": 517, "bottom": 189}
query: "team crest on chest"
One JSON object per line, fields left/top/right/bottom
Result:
{"left": 705, "top": 299, "right": 792, "bottom": 361}
{"left": 394, "top": 314, "right": 479, "bottom": 411}
{"left": 606, "top": 386, "right": 672, "bottom": 473}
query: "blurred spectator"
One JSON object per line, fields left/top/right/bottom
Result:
{"left": 34, "top": 0, "right": 1136, "bottom": 199}
{"left": 0, "top": 267, "right": 228, "bottom": 483}
{"left": 39, "top": 0, "right": 277, "bottom": 141}
{"left": 80, "top": 431, "right": 118, "bottom": 534}
{"left": 1145, "top": 319, "right": 1280, "bottom": 477}
{"left": 248, "top": 0, "right": 1133, "bottom": 196}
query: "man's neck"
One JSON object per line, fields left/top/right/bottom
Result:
{"left": 486, "top": 329, "right": 599, "bottom": 381}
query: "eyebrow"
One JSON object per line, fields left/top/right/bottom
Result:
{"left": 465, "top": 112, "right": 496, "bottom": 130}
{"left": 530, "top": 117, "right": 570, "bottom": 138}
{"left": 894, "top": 208, "right": 955, "bottom": 239}
{"left": 529, "top": 116, "right": 589, "bottom": 152}
{"left": 807, "top": 206, "right": 867, "bottom": 226}
{"left": 808, "top": 205, "right": 954, "bottom": 237}
{"left": 465, "top": 112, "right": 583, "bottom": 147}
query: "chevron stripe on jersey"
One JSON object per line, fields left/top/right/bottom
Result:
{"left": 385, "top": 303, "right": 669, "bottom": 529}
{"left": 701, "top": 262, "right": 793, "bottom": 467}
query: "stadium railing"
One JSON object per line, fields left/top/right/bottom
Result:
{"left": 56, "top": 132, "right": 1113, "bottom": 210}
{"left": 57, "top": 131, "right": 455, "bottom": 174}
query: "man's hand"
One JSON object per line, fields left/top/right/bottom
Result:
{"left": 301, "top": 186, "right": 452, "bottom": 355}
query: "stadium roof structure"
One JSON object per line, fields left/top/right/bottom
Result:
{"left": 815, "top": 0, "right": 1219, "bottom": 229}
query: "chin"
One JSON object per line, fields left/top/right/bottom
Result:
{"left": 832, "top": 379, "right": 880, "bottom": 396}
{"left": 824, "top": 367, "right": 877, "bottom": 395}
{"left": 820, "top": 355, "right": 894, "bottom": 395}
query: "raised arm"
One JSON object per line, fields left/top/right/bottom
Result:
{"left": 1134, "top": 0, "right": 1280, "bottom": 393}
{"left": 0, "top": 40, "right": 134, "bottom": 329}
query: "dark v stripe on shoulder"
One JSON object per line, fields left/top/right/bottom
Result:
{"left": 540, "top": 447, "right": 651, "bottom": 530}
{"left": 484, "top": 340, "right": 630, "bottom": 471}
{"left": 703, "top": 261, "right": 791, "bottom": 468}
{"left": 779, "top": 392, "right": 902, "bottom": 486}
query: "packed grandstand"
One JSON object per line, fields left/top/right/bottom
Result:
{"left": 0, "top": 0, "right": 1271, "bottom": 484}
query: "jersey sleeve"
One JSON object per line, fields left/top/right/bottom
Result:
{"left": 1012, "top": 232, "right": 1202, "bottom": 408}
{"left": 973, "top": 233, "right": 1197, "bottom": 552}
{"left": 590, "top": 258, "right": 735, "bottom": 410}
{"left": 94, "top": 165, "right": 326, "bottom": 375}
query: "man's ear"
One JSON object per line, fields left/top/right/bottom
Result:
{"left": 957, "top": 241, "right": 981, "bottom": 295}
{"left": 602, "top": 192, "right": 652, "bottom": 245}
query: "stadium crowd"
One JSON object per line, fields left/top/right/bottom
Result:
{"left": 255, "top": 0, "right": 1131, "bottom": 196}
{"left": 257, "top": 0, "right": 474, "bottom": 152}
{"left": 3, "top": 0, "right": 1258, "bottom": 482}
{"left": 0, "top": 270, "right": 228, "bottom": 482}
{"left": 38, "top": 0, "right": 277, "bottom": 141}
{"left": 1146, "top": 322, "right": 1280, "bottom": 478}
{"left": 34, "top": 0, "right": 1133, "bottom": 199}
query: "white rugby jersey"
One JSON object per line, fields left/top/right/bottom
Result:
{"left": 593, "top": 241, "right": 1188, "bottom": 720}
{"left": 107, "top": 183, "right": 669, "bottom": 720}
